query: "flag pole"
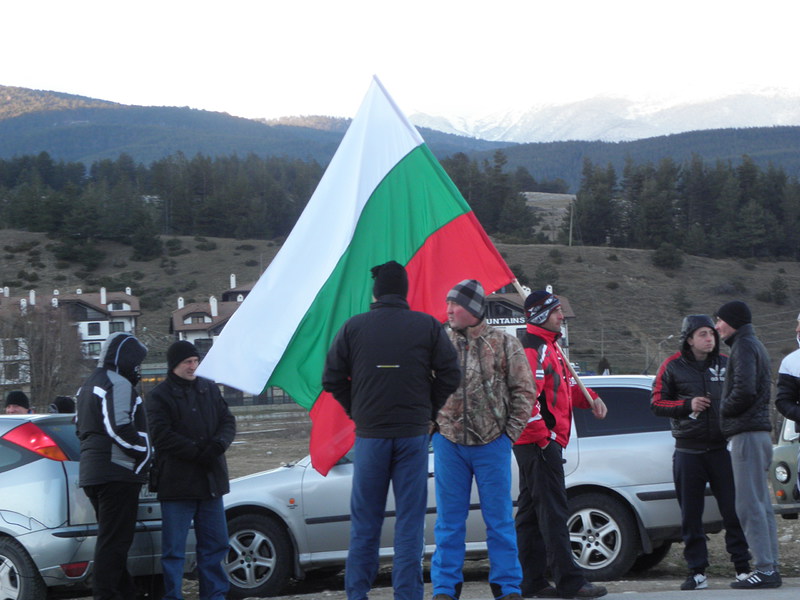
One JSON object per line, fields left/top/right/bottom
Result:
{"left": 511, "top": 279, "right": 598, "bottom": 408}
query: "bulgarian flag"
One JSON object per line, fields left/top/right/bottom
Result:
{"left": 197, "top": 76, "right": 514, "bottom": 475}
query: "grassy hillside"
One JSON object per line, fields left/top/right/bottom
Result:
{"left": 2, "top": 230, "right": 799, "bottom": 374}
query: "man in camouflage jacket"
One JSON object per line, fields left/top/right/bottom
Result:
{"left": 432, "top": 279, "right": 535, "bottom": 600}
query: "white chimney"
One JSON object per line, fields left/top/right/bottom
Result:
{"left": 28, "top": 290, "right": 35, "bottom": 305}
{"left": 177, "top": 297, "right": 185, "bottom": 309}
{"left": 100, "top": 287, "right": 107, "bottom": 305}
{"left": 51, "top": 298, "right": 58, "bottom": 308}
{"left": 76, "top": 288, "right": 82, "bottom": 295}
{"left": 53, "top": 289, "right": 59, "bottom": 295}
{"left": 3, "top": 287, "right": 9, "bottom": 297}
{"left": 125, "top": 286, "right": 132, "bottom": 295}
{"left": 230, "top": 274, "right": 236, "bottom": 289}
{"left": 237, "top": 294, "right": 244, "bottom": 303}
{"left": 20, "top": 298, "right": 27, "bottom": 313}
{"left": 210, "top": 296, "right": 218, "bottom": 317}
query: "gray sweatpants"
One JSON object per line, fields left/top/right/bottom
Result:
{"left": 728, "top": 431, "right": 780, "bottom": 572}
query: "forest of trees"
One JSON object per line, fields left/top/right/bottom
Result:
{"left": 0, "top": 150, "right": 562, "bottom": 264}
{"left": 2, "top": 149, "right": 799, "bottom": 266}
{"left": 573, "top": 154, "right": 800, "bottom": 260}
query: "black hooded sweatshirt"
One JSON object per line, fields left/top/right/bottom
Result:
{"left": 76, "top": 332, "right": 150, "bottom": 486}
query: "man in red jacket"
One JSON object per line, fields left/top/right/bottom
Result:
{"left": 514, "top": 290, "right": 607, "bottom": 599}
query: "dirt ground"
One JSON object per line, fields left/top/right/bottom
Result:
{"left": 178, "top": 406, "right": 800, "bottom": 599}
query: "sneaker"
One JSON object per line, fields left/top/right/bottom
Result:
{"left": 523, "top": 586, "right": 559, "bottom": 598}
{"left": 563, "top": 583, "right": 608, "bottom": 598}
{"left": 735, "top": 571, "right": 752, "bottom": 582}
{"left": 681, "top": 573, "right": 708, "bottom": 590}
{"left": 730, "top": 570, "right": 782, "bottom": 589}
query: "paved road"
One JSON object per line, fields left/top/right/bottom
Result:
{"left": 267, "top": 577, "right": 800, "bottom": 600}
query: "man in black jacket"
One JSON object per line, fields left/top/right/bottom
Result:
{"left": 715, "top": 301, "right": 781, "bottom": 589}
{"left": 147, "top": 341, "right": 236, "bottom": 600}
{"left": 322, "top": 261, "right": 460, "bottom": 600}
{"left": 76, "top": 332, "right": 150, "bottom": 600}
{"left": 651, "top": 315, "right": 750, "bottom": 590}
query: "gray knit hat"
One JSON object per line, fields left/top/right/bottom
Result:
{"left": 446, "top": 279, "right": 486, "bottom": 319}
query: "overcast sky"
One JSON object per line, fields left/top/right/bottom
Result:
{"left": 4, "top": 0, "right": 799, "bottom": 121}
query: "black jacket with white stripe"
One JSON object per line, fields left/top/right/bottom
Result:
{"left": 76, "top": 332, "right": 151, "bottom": 487}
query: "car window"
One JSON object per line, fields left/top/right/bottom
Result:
{"left": 0, "top": 443, "right": 36, "bottom": 473}
{"left": 38, "top": 420, "right": 82, "bottom": 461}
{"left": 574, "top": 386, "right": 669, "bottom": 437}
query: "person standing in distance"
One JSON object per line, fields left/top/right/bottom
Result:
{"left": 5, "top": 390, "right": 32, "bottom": 414}
{"left": 514, "top": 291, "right": 607, "bottom": 599}
{"left": 715, "top": 301, "right": 781, "bottom": 589}
{"left": 651, "top": 315, "right": 750, "bottom": 590}
{"left": 322, "top": 261, "right": 460, "bottom": 600}
{"left": 432, "top": 279, "right": 534, "bottom": 600}
{"left": 146, "top": 341, "right": 236, "bottom": 600}
{"left": 76, "top": 332, "right": 150, "bottom": 600}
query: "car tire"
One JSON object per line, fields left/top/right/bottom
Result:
{"left": 629, "top": 541, "right": 672, "bottom": 572}
{"left": 567, "top": 493, "right": 639, "bottom": 581}
{"left": 0, "top": 537, "right": 47, "bottom": 600}
{"left": 225, "top": 514, "right": 292, "bottom": 598}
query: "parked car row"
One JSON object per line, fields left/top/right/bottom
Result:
{"left": 3, "top": 375, "right": 798, "bottom": 599}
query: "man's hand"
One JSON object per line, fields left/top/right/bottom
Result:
{"left": 592, "top": 397, "right": 608, "bottom": 419}
{"left": 690, "top": 396, "right": 711, "bottom": 413}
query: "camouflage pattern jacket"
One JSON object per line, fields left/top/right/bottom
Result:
{"left": 436, "top": 320, "right": 536, "bottom": 445}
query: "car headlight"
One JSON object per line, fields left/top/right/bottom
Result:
{"left": 774, "top": 462, "right": 790, "bottom": 484}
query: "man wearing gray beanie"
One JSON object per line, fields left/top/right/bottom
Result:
{"left": 715, "top": 301, "right": 782, "bottom": 588}
{"left": 431, "top": 279, "right": 536, "bottom": 600}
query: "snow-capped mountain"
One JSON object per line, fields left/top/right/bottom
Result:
{"left": 409, "top": 92, "right": 800, "bottom": 143}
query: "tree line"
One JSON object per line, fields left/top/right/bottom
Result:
{"left": 571, "top": 155, "right": 800, "bottom": 260}
{"left": 2, "top": 150, "right": 798, "bottom": 265}
{"left": 0, "top": 151, "right": 563, "bottom": 265}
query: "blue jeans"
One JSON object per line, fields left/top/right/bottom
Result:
{"left": 432, "top": 433, "right": 522, "bottom": 599}
{"left": 161, "top": 498, "right": 229, "bottom": 600}
{"left": 346, "top": 435, "right": 429, "bottom": 600}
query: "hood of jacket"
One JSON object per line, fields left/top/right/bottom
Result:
{"left": 97, "top": 332, "right": 148, "bottom": 384}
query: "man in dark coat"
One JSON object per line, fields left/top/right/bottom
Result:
{"left": 322, "top": 261, "right": 460, "bottom": 600}
{"left": 651, "top": 315, "right": 750, "bottom": 590}
{"left": 147, "top": 341, "right": 236, "bottom": 600}
{"left": 76, "top": 332, "right": 150, "bottom": 600}
{"left": 715, "top": 301, "right": 781, "bottom": 589}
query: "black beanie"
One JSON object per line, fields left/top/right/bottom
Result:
{"left": 5, "top": 390, "right": 30, "bottom": 410}
{"left": 716, "top": 301, "right": 751, "bottom": 330}
{"left": 371, "top": 261, "right": 409, "bottom": 299}
{"left": 167, "top": 340, "right": 200, "bottom": 371}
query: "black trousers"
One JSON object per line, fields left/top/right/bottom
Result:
{"left": 84, "top": 481, "right": 143, "bottom": 600}
{"left": 673, "top": 448, "right": 751, "bottom": 573}
{"left": 514, "top": 442, "right": 586, "bottom": 596}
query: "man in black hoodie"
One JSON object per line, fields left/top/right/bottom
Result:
{"left": 76, "top": 332, "right": 150, "bottom": 600}
{"left": 322, "top": 261, "right": 460, "bottom": 600}
{"left": 651, "top": 315, "right": 750, "bottom": 591}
